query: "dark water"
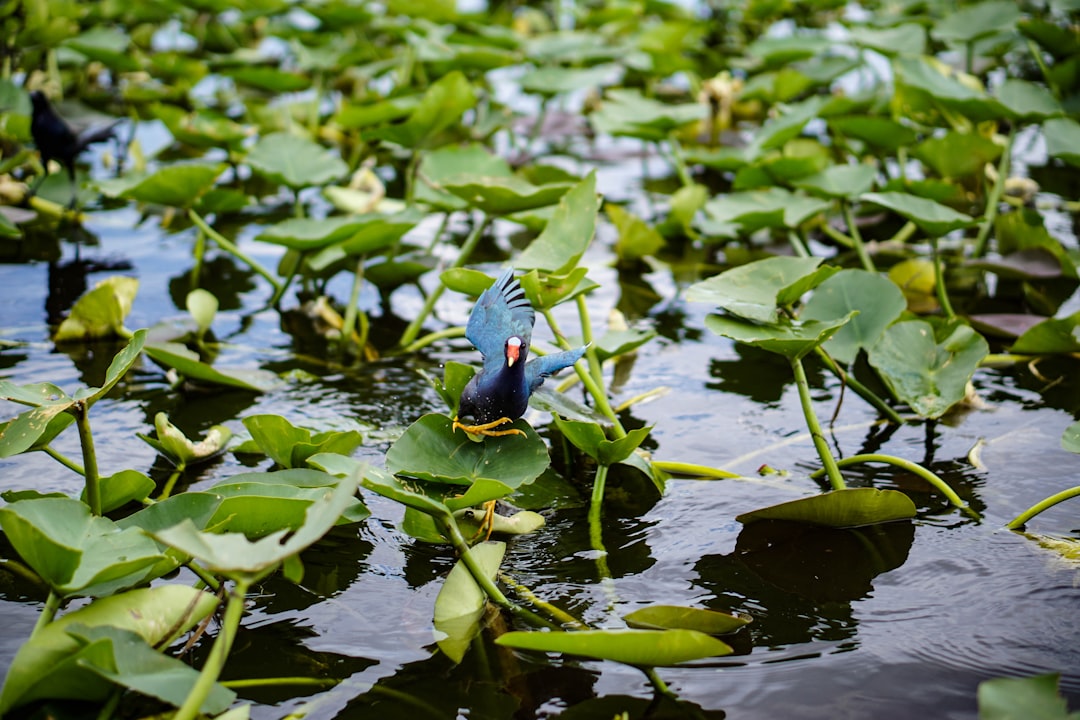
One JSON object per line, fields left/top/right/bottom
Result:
{"left": 2, "top": 158, "right": 1079, "bottom": 719}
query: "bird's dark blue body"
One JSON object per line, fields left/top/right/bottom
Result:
{"left": 458, "top": 269, "right": 586, "bottom": 425}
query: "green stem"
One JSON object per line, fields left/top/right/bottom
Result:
{"left": 185, "top": 562, "right": 221, "bottom": 592}
{"left": 651, "top": 460, "right": 738, "bottom": 479}
{"left": 1007, "top": 486, "right": 1080, "bottom": 530}
{"left": 643, "top": 667, "right": 683, "bottom": 708}
{"left": 666, "top": 136, "right": 693, "bottom": 188}
{"left": 842, "top": 200, "right": 875, "bottom": 273}
{"left": 980, "top": 353, "right": 1036, "bottom": 367}
{"left": 972, "top": 127, "right": 1013, "bottom": 258}
{"left": 813, "top": 347, "right": 905, "bottom": 425}
{"left": 222, "top": 677, "right": 340, "bottom": 690}
{"left": 790, "top": 357, "right": 845, "bottom": 491}
{"left": 399, "top": 326, "right": 467, "bottom": 354}
{"left": 341, "top": 258, "right": 365, "bottom": 350}
{"left": 172, "top": 577, "right": 252, "bottom": 720}
{"left": 30, "top": 592, "right": 62, "bottom": 640}
{"left": 499, "top": 572, "right": 587, "bottom": 628}
{"left": 812, "top": 453, "right": 978, "bottom": 518}
{"left": 588, "top": 464, "right": 615, "bottom": 590}
{"left": 157, "top": 467, "right": 185, "bottom": 501}
{"left": 439, "top": 515, "right": 556, "bottom": 629}
{"left": 398, "top": 214, "right": 491, "bottom": 349}
{"left": 188, "top": 210, "right": 283, "bottom": 295}
{"left": 787, "top": 230, "right": 810, "bottom": 258}
{"left": 819, "top": 222, "right": 856, "bottom": 249}
{"left": 73, "top": 402, "right": 101, "bottom": 516}
{"left": 930, "top": 236, "right": 956, "bottom": 321}
{"left": 191, "top": 225, "right": 206, "bottom": 289}
{"left": 0, "top": 558, "right": 48, "bottom": 589}
{"left": 886, "top": 220, "right": 917, "bottom": 246}
{"left": 42, "top": 445, "right": 84, "bottom": 475}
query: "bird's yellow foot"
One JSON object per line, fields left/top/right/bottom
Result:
{"left": 452, "top": 416, "right": 526, "bottom": 438}
{"left": 470, "top": 499, "right": 498, "bottom": 542}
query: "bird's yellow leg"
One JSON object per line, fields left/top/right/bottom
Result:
{"left": 452, "top": 416, "right": 526, "bottom": 438}
{"left": 469, "top": 500, "right": 498, "bottom": 542}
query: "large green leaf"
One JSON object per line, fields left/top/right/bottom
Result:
{"left": 364, "top": 70, "right": 476, "bottom": 148}
{"left": 860, "top": 191, "right": 976, "bottom": 236}
{"left": 433, "top": 541, "right": 505, "bottom": 663}
{"left": 802, "top": 270, "right": 907, "bottom": 364}
{"left": 385, "top": 414, "right": 548, "bottom": 489}
{"left": 1011, "top": 312, "right": 1080, "bottom": 354}
{"left": 241, "top": 414, "right": 363, "bottom": 469}
{"left": 932, "top": 0, "right": 1020, "bottom": 45}
{"left": 415, "top": 144, "right": 512, "bottom": 210}
{"left": 701, "top": 187, "right": 830, "bottom": 234}
{"left": 144, "top": 342, "right": 280, "bottom": 392}
{"left": 521, "top": 64, "right": 621, "bottom": 95}
{"left": 704, "top": 312, "right": 855, "bottom": 361}
{"left": 867, "top": 320, "right": 989, "bottom": 419}
{"left": 496, "top": 628, "right": 732, "bottom": 667}
{"left": 736, "top": 488, "right": 917, "bottom": 527}
{"left": 441, "top": 175, "right": 573, "bottom": 215}
{"left": 623, "top": 606, "right": 751, "bottom": 635}
{"left": 893, "top": 56, "right": 1007, "bottom": 122}
{"left": 996, "top": 79, "right": 1063, "bottom": 122}
{"left": 553, "top": 418, "right": 651, "bottom": 466}
{"left": 1043, "top": 118, "right": 1080, "bottom": 168}
{"left": 978, "top": 673, "right": 1080, "bottom": 720}
{"left": 685, "top": 256, "right": 832, "bottom": 324}
{"left": 912, "top": 131, "right": 1003, "bottom": 180}
{"left": 0, "top": 497, "right": 165, "bottom": 597}
{"left": 516, "top": 172, "right": 599, "bottom": 274}
{"left": 588, "top": 89, "right": 707, "bottom": 142}
{"left": 246, "top": 132, "right": 348, "bottom": 189}
{"left": 792, "top": 163, "right": 876, "bottom": 199}
{"left": 96, "top": 163, "right": 226, "bottom": 208}
{"left": 1063, "top": 422, "right": 1080, "bottom": 455}
{"left": 53, "top": 276, "right": 138, "bottom": 342}
{"left": 0, "top": 585, "right": 219, "bottom": 715}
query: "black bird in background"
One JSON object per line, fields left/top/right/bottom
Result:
{"left": 29, "top": 90, "right": 122, "bottom": 208}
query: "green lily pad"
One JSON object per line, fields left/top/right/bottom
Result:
{"left": 496, "top": 628, "right": 732, "bottom": 667}
{"left": 357, "top": 463, "right": 449, "bottom": 516}
{"left": 246, "top": 132, "right": 348, "bottom": 189}
{"left": 623, "top": 605, "right": 751, "bottom": 635}
{"left": 152, "top": 104, "right": 251, "bottom": 150}
{"left": 736, "top": 488, "right": 917, "bottom": 527}
{"left": 792, "top": 164, "right": 876, "bottom": 199}
{"left": 53, "top": 276, "right": 138, "bottom": 342}
{"left": 441, "top": 174, "right": 573, "bottom": 215}
{"left": 894, "top": 56, "right": 1007, "bottom": 122}
{"left": 0, "top": 497, "right": 165, "bottom": 597}
{"left": 912, "top": 131, "right": 1003, "bottom": 180}
{"left": 0, "top": 585, "right": 219, "bottom": 716}
{"left": 1011, "top": 311, "right": 1080, "bottom": 354}
{"left": 747, "top": 95, "right": 830, "bottom": 156}
{"left": 932, "top": 0, "right": 1020, "bottom": 45}
{"left": 415, "top": 144, "right": 512, "bottom": 210}
{"left": 978, "top": 673, "right": 1079, "bottom": 720}
{"left": 385, "top": 414, "right": 548, "bottom": 489}
{"left": 516, "top": 268, "right": 598, "bottom": 311}
{"left": 847, "top": 23, "right": 926, "bottom": 56}
{"left": 802, "top": 269, "right": 907, "bottom": 364}
{"left": 516, "top": 171, "right": 599, "bottom": 274}
{"left": 996, "top": 79, "right": 1063, "bottom": 122}
{"left": 705, "top": 312, "right": 856, "bottom": 361}
{"left": 90, "top": 469, "right": 155, "bottom": 513}
{"left": 867, "top": 320, "right": 989, "bottom": 419}
{"left": 1063, "top": 422, "right": 1080, "bottom": 454}
{"left": 364, "top": 70, "right": 476, "bottom": 149}
{"left": 701, "top": 187, "right": 830, "bottom": 234}
{"left": 588, "top": 89, "right": 707, "bottom": 142}
{"left": 225, "top": 66, "right": 310, "bottom": 92}
{"left": 520, "top": 64, "right": 621, "bottom": 95}
{"left": 97, "top": 163, "right": 226, "bottom": 208}
{"left": 1043, "top": 118, "right": 1080, "bottom": 168}
{"left": 608, "top": 203, "right": 666, "bottom": 265}
{"left": 553, "top": 418, "right": 651, "bottom": 466}
{"left": 685, "top": 256, "right": 832, "bottom": 324}
{"left": 860, "top": 191, "right": 975, "bottom": 236}
{"left": 434, "top": 541, "right": 505, "bottom": 663}
{"left": 828, "top": 116, "right": 918, "bottom": 153}
{"left": 144, "top": 342, "right": 280, "bottom": 392}
{"left": 241, "top": 414, "right": 363, "bottom": 469}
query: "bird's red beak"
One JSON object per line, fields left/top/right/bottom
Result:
{"left": 506, "top": 337, "right": 522, "bottom": 367}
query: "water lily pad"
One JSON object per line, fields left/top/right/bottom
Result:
{"left": 53, "top": 276, "right": 138, "bottom": 342}
{"left": 1042, "top": 118, "right": 1080, "bottom": 168}
{"left": 828, "top": 116, "right": 918, "bottom": 152}
{"left": 364, "top": 70, "right": 476, "bottom": 149}
{"left": 0, "top": 497, "right": 165, "bottom": 597}
{"left": 608, "top": 203, "right": 666, "bottom": 264}
{"left": 553, "top": 418, "right": 651, "bottom": 465}
{"left": 434, "top": 541, "right": 505, "bottom": 663}
{"left": 736, "top": 488, "right": 916, "bottom": 527}
{"left": 0, "top": 585, "right": 219, "bottom": 716}
{"left": 1011, "top": 311, "right": 1080, "bottom": 355}
{"left": 685, "top": 256, "right": 832, "bottom": 324}
{"left": 978, "top": 673, "right": 1077, "bottom": 720}
{"left": 441, "top": 174, "right": 573, "bottom": 215}
{"left": 623, "top": 605, "right": 751, "bottom": 635}
{"left": 792, "top": 163, "right": 876, "bottom": 199}
{"left": 932, "top": 0, "right": 1020, "bottom": 45}
{"left": 802, "top": 269, "right": 907, "bottom": 364}
{"left": 996, "top": 79, "right": 1063, "bottom": 122}
{"left": 416, "top": 144, "right": 512, "bottom": 210}
{"left": 385, "top": 414, "right": 548, "bottom": 489}
{"left": 144, "top": 342, "right": 279, "bottom": 392}
{"left": 702, "top": 187, "right": 830, "bottom": 233}
{"left": 90, "top": 469, "right": 155, "bottom": 513}
{"left": 704, "top": 312, "right": 855, "bottom": 361}
{"left": 588, "top": 89, "right": 707, "bottom": 142}
{"left": 241, "top": 414, "right": 363, "bottom": 469}
{"left": 496, "top": 628, "right": 732, "bottom": 667}
{"left": 516, "top": 171, "right": 599, "bottom": 274}
{"left": 860, "top": 191, "right": 975, "bottom": 236}
{"left": 97, "top": 163, "right": 226, "bottom": 208}
{"left": 246, "top": 132, "right": 348, "bottom": 189}
{"left": 867, "top": 320, "right": 988, "bottom": 419}
{"left": 894, "top": 56, "right": 1007, "bottom": 122}
{"left": 521, "top": 64, "right": 622, "bottom": 95}
{"left": 912, "top": 131, "right": 1003, "bottom": 180}
{"left": 847, "top": 23, "right": 926, "bottom": 56}
{"left": 516, "top": 268, "right": 598, "bottom": 311}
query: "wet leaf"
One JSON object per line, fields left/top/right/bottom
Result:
{"left": 912, "top": 131, "right": 1003, "bottom": 180}
{"left": 737, "top": 488, "right": 916, "bottom": 527}
{"left": 1043, "top": 118, "right": 1080, "bottom": 167}
{"left": 97, "top": 163, "right": 226, "bottom": 208}
{"left": 434, "top": 541, "right": 505, "bottom": 663}
{"left": 588, "top": 89, "right": 707, "bottom": 142}
{"left": 0, "top": 497, "right": 165, "bottom": 597}
{"left": 0, "top": 585, "right": 219, "bottom": 716}
{"left": 861, "top": 191, "right": 975, "bottom": 236}
{"left": 364, "top": 70, "right": 476, "bottom": 148}
{"left": 792, "top": 163, "right": 876, "bottom": 199}
{"left": 144, "top": 342, "right": 279, "bottom": 392}
{"left": 686, "top": 256, "right": 832, "bottom": 324}
{"left": 441, "top": 174, "right": 573, "bottom": 215}
{"left": 705, "top": 312, "right": 855, "bottom": 361}
{"left": 496, "top": 628, "right": 732, "bottom": 667}
{"left": 516, "top": 171, "right": 599, "bottom": 274}
{"left": 1011, "top": 311, "right": 1080, "bottom": 355}
{"left": 246, "top": 132, "right": 348, "bottom": 189}
{"left": 1063, "top": 422, "right": 1080, "bottom": 454}
{"left": 241, "top": 414, "right": 362, "bottom": 469}
{"left": 385, "top": 414, "right": 548, "bottom": 488}
{"left": 802, "top": 270, "right": 906, "bottom": 364}
{"left": 978, "top": 673, "right": 1079, "bottom": 720}
{"left": 932, "top": 0, "right": 1020, "bottom": 45}
{"left": 867, "top": 320, "right": 989, "bottom": 419}
{"left": 623, "top": 605, "right": 751, "bottom": 635}
{"left": 54, "top": 276, "right": 138, "bottom": 342}
{"left": 554, "top": 418, "right": 651, "bottom": 465}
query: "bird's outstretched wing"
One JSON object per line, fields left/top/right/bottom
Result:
{"left": 525, "top": 346, "right": 586, "bottom": 392}
{"left": 465, "top": 269, "right": 535, "bottom": 362}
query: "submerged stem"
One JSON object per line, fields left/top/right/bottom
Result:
{"left": 1007, "top": 486, "right": 1080, "bottom": 530}
{"left": 790, "top": 357, "right": 845, "bottom": 491}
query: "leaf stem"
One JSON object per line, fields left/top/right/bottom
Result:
{"left": 499, "top": 572, "right": 587, "bottom": 628}
{"left": 650, "top": 460, "right": 738, "bottom": 479}
{"left": 972, "top": 127, "right": 1013, "bottom": 258}
{"left": 842, "top": 200, "right": 875, "bottom": 273}
{"left": 43, "top": 445, "right": 84, "bottom": 475}
{"left": 930, "top": 235, "right": 956, "bottom": 321}
{"left": 811, "top": 453, "right": 979, "bottom": 518}
{"left": 398, "top": 214, "right": 491, "bottom": 349}
{"left": 790, "top": 357, "right": 845, "bottom": 490}
{"left": 188, "top": 210, "right": 284, "bottom": 295}
{"left": 221, "top": 677, "right": 340, "bottom": 690}
{"left": 588, "top": 464, "right": 616, "bottom": 595}
{"left": 173, "top": 576, "right": 251, "bottom": 720}
{"left": 813, "top": 347, "right": 905, "bottom": 425}
{"left": 1007, "top": 486, "right": 1080, "bottom": 530}
{"left": 399, "top": 326, "right": 467, "bottom": 354}
{"left": 29, "top": 591, "right": 61, "bottom": 640}
{"left": 73, "top": 401, "right": 102, "bottom": 516}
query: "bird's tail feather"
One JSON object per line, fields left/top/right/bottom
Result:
{"left": 76, "top": 119, "right": 123, "bottom": 151}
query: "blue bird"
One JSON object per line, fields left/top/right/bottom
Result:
{"left": 454, "top": 269, "right": 586, "bottom": 437}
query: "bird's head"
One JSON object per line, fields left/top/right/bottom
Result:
{"left": 505, "top": 335, "right": 526, "bottom": 368}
